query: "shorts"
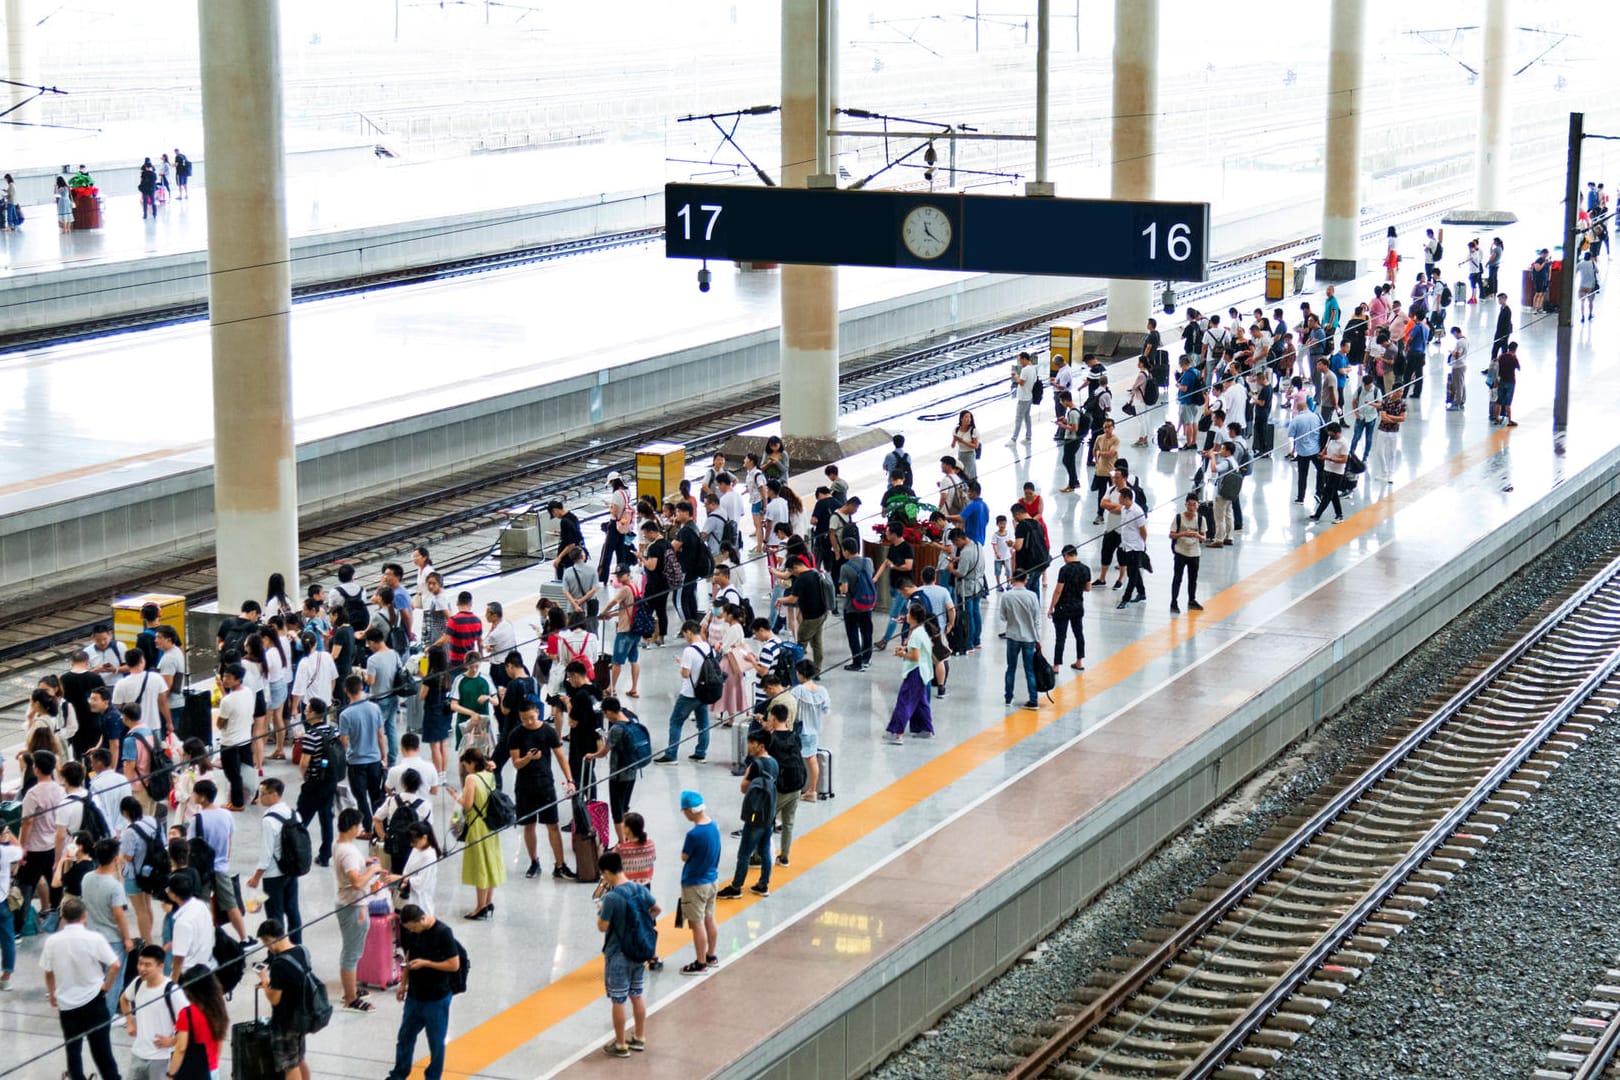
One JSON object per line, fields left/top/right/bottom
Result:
{"left": 1496, "top": 380, "right": 1516, "bottom": 406}
{"left": 422, "top": 705, "right": 451, "bottom": 744}
{"left": 1178, "top": 403, "right": 1200, "bottom": 426}
{"left": 750, "top": 501, "right": 763, "bottom": 516}
{"left": 1579, "top": 286, "right": 1596, "bottom": 299}
{"left": 269, "top": 1028, "right": 307, "bottom": 1073}
{"left": 608, "top": 778, "right": 635, "bottom": 824}
{"left": 679, "top": 881, "right": 718, "bottom": 925}
{"left": 1469, "top": 272, "right": 1482, "bottom": 288}
{"left": 799, "top": 732, "right": 819, "bottom": 757}
{"left": 267, "top": 680, "right": 289, "bottom": 710}
{"left": 1099, "top": 530, "right": 1122, "bottom": 569}
{"left": 338, "top": 904, "right": 368, "bottom": 971}
{"left": 604, "top": 950, "right": 645, "bottom": 1004}
{"left": 611, "top": 632, "right": 640, "bottom": 666}
{"left": 516, "top": 781, "right": 560, "bottom": 826}
{"left": 211, "top": 870, "right": 241, "bottom": 911}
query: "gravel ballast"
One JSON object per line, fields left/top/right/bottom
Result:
{"left": 872, "top": 494, "right": 1620, "bottom": 1080}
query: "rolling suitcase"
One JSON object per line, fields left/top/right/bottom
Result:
{"left": 356, "top": 900, "right": 400, "bottom": 989}
{"left": 814, "top": 748, "right": 834, "bottom": 800}
{"left": 571, "top": 794, "right": 601, "bottom": 883}
{"left": 180, "top": 690, "right": 213, "bottom": 747}
{"left": 730, "top": 719, "right": 750, "bottom": 777}
{"left": 230, "top": 989, "right": 278, "bottom": 1080}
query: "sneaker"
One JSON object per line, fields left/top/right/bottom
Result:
{"left": 935, "top": 685, "right": 948, "bottom": 698}
{"left": 1170, "top": 603, "right": 1181, "bottom": 613}
{"left": 1024, "top": 700, "right": 1040, "bottom": 709}
{"left": 1112, "top": 580, "right": 1123, "bottom": 590}
{"left": 776, "top": 854, "right": 790, "bottom": 866}
{"left": 716, "top": 885, "right": 743, "bottom": 899}
{"left": 687, "top": 754, "right": 707, "bottom": 762}
{"left": 0, "top": 973, "right": 10, "bottom": 991}
{"left": 730, "top": 828, "right": 743, "bottom": 837}
{"left": 525, "top": 860, "right": 541, "bottom": 879}
{"left": 553, "top": 865, "right": 578, "bottom": 880}
{"left": 1116, "top": 599, "right": 1130, "bottom": 610}
{"left": 654, "top": 756, "right": 678, "bottom": 765}
{"left": 1188, "top": 600, "right": 1204, "bottom": 611}
{"left": 1091, "top": 516, "right": 1104, "bottom": 525}
{"left": 885, "top": 734, "right": 904, "bottom": 745}
{"left": 628, "top": 1037, "right": 647, "bottom": 1052}
{"left": 603, "top": 1043, "right": 631, "bottom": 1059}
{"left": 1004, "top": 697, "right": 1013, "bottom": 705}
{"left": 749, "top": 883, "right": 770, "bottom": 896}
{"left": 843, "top": 662, "right": 863, "bottom": 672}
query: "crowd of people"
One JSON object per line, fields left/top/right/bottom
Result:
{"left": 0, "top": 211, "right": 1597, "bottom": 1077}
{"left": 0, "top": 152, "right": 193, "bottom": 235}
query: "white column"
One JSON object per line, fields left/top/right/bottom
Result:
{"left": 1476, "top": 0, "right": 1511, "bottom": 211}
{"left": 199, "top": 0, "right": 300, "bottom": 609}
{"left": 5, "top": 0, "right": 30, "bottom": 116}
{"left": 1317, "top": 0, "right": 1366, "bottom": 282}
{"left": 779, "top": 0, "right": 838, "bottom": 443}
{"left": 1106, "top": 0, "right": 1159, "bottom": 329}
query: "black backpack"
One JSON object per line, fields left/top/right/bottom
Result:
{"left": 478, "top": 785, "right": 517, "bottom": 832}
{"left": 1030, "top": 377, "right": 1045, "bottom": 405}
{"left": 741, "top": 770, "right": 775, "bottom": 827}
{"left": 73, "top": 794, "right": 112, "bottom": 844}
{"left": 449, "top": 940, "right": 471, "bottom": 995}
{"left": 1156, "top": 421, "right": 1177, "bottom": 452}
{"left": 773, "top": 731, "right": 808, "bottom": 793}
{"left": 382, "top": 796, "right": 423, "bottom": 871}
{"left": 337, "top": 587, "right": 369, "bottom": 637}
{"left": 692, "top": 645, "right": 725, "bottom": 705}
{"left": 188, "top": 827, "right": 217, "bottom": 898}
{"left": 1432, "top": 239, "right": 1444, "bottom": 261}
{"left": 131, "top": 819, "right": 171, "bottom": 894}
{"left": 720, "top": 517, "right": 742, "bottom": 553}
{"left": 284, "top": 950, "right": 333, "bottom": 1034}
{"left": 309, "top": 724, "right": 347, "bottom": 782}
{"left": 1032, "top": 646, "right": 1057, "bottom": 695}
{"left": 276, "top": 809, "right": 314, "bottom": 878}
{"left": 1142, "top": 379, "right": 1160, "bottom": 406}
{"left": 213, "top": 929, "right": 245, "bottom": 995}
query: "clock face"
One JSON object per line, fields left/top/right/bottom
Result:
{"left": 902, "top": 205, "right": 952, "bottom": 260}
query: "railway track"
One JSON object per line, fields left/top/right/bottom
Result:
{"left": 987, "top": 553, "right": 1620, "bottom": 1080}
{"left": 0, "top": 185, "right": 1486, "bottom": 710}
{"left": 1536, "top": 966, "right": 1620, "bottom": 1080}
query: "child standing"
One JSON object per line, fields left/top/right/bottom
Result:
{"left": 989, "top": 516, "right": 1013, "bottom": 591}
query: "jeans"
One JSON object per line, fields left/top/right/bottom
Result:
{"left": 262, "top": 874, "right": 303, "bottom": 945}
{"left": 377, "top": 698, "right": 400, "bottom": 768}
{"left": 298, "top": 784, "right": 335, "bottom": 862}
{"left": 388, "top": 994, "right": 452, "bottom": 1080}
{"left": 220, "top": 742, "right": 250, "bottom": 807}
{"left": 661, "top": 696, "right": 710, "bottom": 760}
{"left": 729, "top": 822, "right": 772, "bottom": 888}
{"left": 1052, "top": 610, "right": 1083, "bottom": 666}
{"left": 1025, "top": 573, "right": 1042, "bottom": 601}
{"left": 1350, "top": 418, "right": 1375, "bottom": 460}
{"left": 960, "top": 593, "right": 983, "bottom": 649}
{"left": 60, "top": 996, "right": 121, "bottom": 1080}
{"left": 880, "top": 589, "right": 910, "bottom": 644}
{"left": 0, "top": 885, "right": 13, "bottom": 973}
{"left": 1012, "top": 400, "right": 1033, "bottom": 441}
{"left": 843, "top": 610, "right": 873, "bottom": 667}
{"left": 1004, "top": 640, "right": 1037, "bottom": 703}
{"left": 347, "top": 761, "right": 384, "bottom": 826}
{"left": 1171, "top": 552, "right": 1200, "bottom": 606}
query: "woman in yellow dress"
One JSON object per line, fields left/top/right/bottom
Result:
{"left": 456, "top": 747, "right": 505, "bottom": 919}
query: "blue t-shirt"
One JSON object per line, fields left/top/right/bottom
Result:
{"left": 680, "top": 822, "right": 721, "bottom": 886}
{"left": 1406, "top": 321, "right": 1429, "bottom": 355}
{"left": 1177, "top": 367, "right": 1201, "bottom": 405}
{"left": 959, "top": 499, "right": 989, "bottom": 546}
{"left": 339, "top": 699, "right": 385, "bottom": 765}
{"left": 599, "top": 881, "right": 655, "bottom": 959}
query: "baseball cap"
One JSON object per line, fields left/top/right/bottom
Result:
{"left": 606, "top": 470, "right": 622, "bottom": 483}
{"left": 680, "top": 790, "right": 704, "bottom": 811}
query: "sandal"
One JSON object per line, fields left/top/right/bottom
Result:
{"left": 680, "top": 961, "right": 708, "bottom": 975}
{"left": 1069, "top": 662, "right": 1084, "bottom": 672}
{"left": 625, "top": 689, "right": 639, "bottom": 698}
{"left": 343, "top": 998, "right": 375, "bottom": 1012}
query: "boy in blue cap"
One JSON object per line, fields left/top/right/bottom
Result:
{"left": 678, "top": 791, "right": 721, "bottom": 974}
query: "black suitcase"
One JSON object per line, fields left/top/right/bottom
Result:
{"left": 1151, "top": 348, "right": 1170, "bottom": 387}
{"left": 180, "top": 689, "right": 212, "bottom": 746}
{"left": 231, "top": 990, "right": 278, "bottom": 1080}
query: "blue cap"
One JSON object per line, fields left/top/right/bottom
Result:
{"left": 680, "top": 790, "right": 704, "bottom": 811}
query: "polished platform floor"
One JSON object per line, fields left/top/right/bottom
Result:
{"left": 1, "top": 225, "right": 1614, "bottom": 1078}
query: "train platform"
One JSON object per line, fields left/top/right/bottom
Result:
{"left": 2, "top": 246, "right": 1616, "bottom": 1080}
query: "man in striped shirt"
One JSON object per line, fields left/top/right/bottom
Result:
{"left": 439, "top": 592, "right": 483, "bottom": 666}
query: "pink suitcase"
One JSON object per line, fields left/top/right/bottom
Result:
{"left": 356, "top": 902, "right": 400, "bottom": 989}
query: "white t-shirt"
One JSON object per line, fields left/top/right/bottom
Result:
{"left": 1448, "top": 335, "right": 1468, "bottom": 370}
{"left": 40, "top": 924, "right": 118, "bottom": 1009}
{"left": 218, "top": 688, "right": 256, "bottom": 748}
{"left": 386, "top": 755, "right": 436, "bottom": 796}
{"left": 680, "top": 642, "right": 710, "bottom": 698}
{"left": 127, "top": 979, "right": 187, "bottom": 1061}
{"left": 484, "top": 620, "right": 517, "bottom": 660}
{"left": 1051, "top": 363, "right": 1075, "bottom": 392}
{"left": 169, "top": 899, "right": 215, "bottom": 972}
{"left": 265, "top": 645, "right": 289, "bottom": 686}
{"left": 718, "top": 490, "right": 750, "bottom": 527}
{"left": 989, "top": 531, "right": 1013, "bottom": 562}
{"left": 764, "top": 498, "right": 790, "bottom": 540}
{"left": 399, "top": 845, "right": 438, "bottom": 917}
{"left": 1117, "top": 504, "right": 1148, "bottom": 553}
{"left": 1013, "top": 364, "right": 1034, "bottom": 402}
{"left": 56, "top": 788, "right": 89, "bottom": 837}
{"left": 0, "top": 842, "right": 22, "bottom": 894}
{"left": 291, "top": 651, "right": 338, "bottom": 704}
{"left": 1323, "top": 435, "right": 1351, "bottom": 475}
{"left": 112, "top": 671, "right": 165, "bottom": 726}
{"left": 86, "top": 641, "right": 125, "bottom": 685}
{"left": 157, "top": 647, "right": 186, "bottom": 708}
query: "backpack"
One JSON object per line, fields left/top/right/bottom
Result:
{"left": 72, "top": 794, "right": 112, "bottom": 844}
{"left": 131, "top": 819, "right": 171, "bottom": 894}
{"left": 385, "top": 612, "right": 410, "bottom": 656}
{"left": 1032, "top": 646, "right": 1057, "bottom": 695}
{"left": 719, "top": 516, "right": 742, "bottom": 553}
{"left": 1142, "top": 379, "right": 1160, "bottom": 406}
{"left": 692, "top": 644, "right": 725, "bottom": 705}
{"left": 187, "top": 827, "right": 217, "bottom": 894}
{"left": 449, "top": 940, "right": 472, "bottom": 994}
{"left": 614, "top": 717, "right": 654, "bottom": 773}
{"left": 1156, "top": 421, "right": 1177, "bottom": 452}
{"left": 630, "top": 588, "right": 657, "bottom": 640}
{"left": 134, "top": 731, "right": 174, "bottom": 802}
{"left": 478, "top": 783, "right": 517, "bottom": 832}
{"left": 773, "top": 731, "right": 808, "bottom": 792}
{"left": 816, "top": 569, "right": 837, "bottom": 613}
{"left": 1235, "top": 442, "right": 1253, "bottom": 477}
{"left": 1432, "top": 239, "right": 1444, "bottom": 261}
{"left": 381, "top": 796, "right": 422, "bottom": 872}
{"left": 849, "top": 562, "right": 877, "bottom": 613}
{"left": 771, "top": 640, "right": 805, "bottom": 688}
{"left": 337, "top": 587, "right": 369, "bottom": 636}
{"left": 213, "top": 929, "right": 245, "bottom": 995}
{"left": 1030, "top": 376, "right": 1045, "bottom": 405}
{"left": 309, "top": 724, "right": 347, "bottom": 781}
{"left": 285, "top": 950, "right": 333, "bottom": 1034}
{"left": 741, "top": 770, "right": 775, "bottom": 827}
{"left": 276, "top": 810, "right": 314, "bottom": 878}
{"left": 615, "top": 884, "right": 660, "bottom": 965}
{"left": 217, "top": 619, "right": 253, "bottom": 659}
{"left": 1440, "top": 284, "right": 1453, "bottom": 306}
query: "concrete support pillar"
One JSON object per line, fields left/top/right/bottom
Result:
{"left": 5, "top": 0, "right": 31, "bottom": 118}
{"left": 1474, "top": 0, "right": 1515, "bottom": 218}
{"left": 779, "top": 0, "right": 839, "bottom": 444}
{"left": 1105, "top": 0, "right": 1159, "bottom": 330}
{"left": 199, "top": 0, "right": 299, "bottom": 609}
{"left": 1317, "top": 0, "right": 1365, "bottom": 283}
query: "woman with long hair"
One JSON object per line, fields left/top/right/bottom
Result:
{"left": 419, "top": 645, "right": 452, "bottom": 781}
{"left": 456, "top": 746, "right": 505, "bottom": 919}
{"left": 385, "top": 821, "right": 442, "bottom": 916}
{"left": 951, "top": 410, "right": 980, "bottom": 481}
{"left": 265, "top": 573, "right": 294, "bottom": 619}
{"left": 241, "top": 634, "right": 270, "bottom": 775}
{"left": 884, "top": 604, "right": 935, "bottom": 745}
{"left": 260, "top": 625, "right": 290, "bottom": 760}
{"left": 166, "top": 966, "right": 229, "bottom": 1080}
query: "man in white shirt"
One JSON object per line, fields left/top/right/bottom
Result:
{"left": 716, "top": 474, "right": 751, "bottom": 540}
{"left": 120, "top": 945, "right": 186, "bottom": 1080}
{"left": 87, "top": 749, "right": 127, "bottom": 835}
{"left": 654, "top": 621, "right": 713, "bottom": 765}
{"left": 482, "top": 601, "right": 517, "bottom": 670}
{"left": 1115, "top": 489, "right": 1150, "bottom": 608}
{"left": 1009, "top": 352, "right": 1036, "bottom": 442}
{"left": 112, "top": 650, "right": 169, "bottom": 738}
{"left": 386, "top": 732, "right": 436, "bottom": 795}
{"left": 1050, "top": 356, "right": 1076, "bottom": 417}
{"left": 41, "top": 897, "right": 123, "bottom": 1080}
{"left": 85, "top": 625, "right": 126, "bottom": 687}
{"left": 247, "top": 778, "right": 303, "bottom": 946}
{"left": 164, "top": 875, "right": 215, "bottom": 975}
{"left": 214, "top": 663, "right": 257, "bottom": 811}
{"left": 1446, "top": 326, "right": 1469, "bottom": 410}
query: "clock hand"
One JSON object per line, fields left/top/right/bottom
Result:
{"left": 923, "top": 224, "right": 938, "bottom": 240}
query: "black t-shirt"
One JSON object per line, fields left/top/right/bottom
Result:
{"left": 790, "top": 570, "right": 828, "bottom": 620}
{"left": 60, "top": 859, "right": 92, "bottom": 897}
{"left": 675, "top": 523, "right": 706, "bottom": 577}
{"left": 810, "top": 497, "right": 838, "bottom": 538}
{"left": 1014, "top": 519, "right": 1046, "bottom": 572}
{"left": 330, "top": 625, "right": 357, "bottom": 679}
{"left": 566, "top": 685, "right": 603, "bottom": 775}
{"left": 508, "top": 722, "right": 561, "bottom": 790}
{"left": 887, "top": 540, "right": 915, "bottom": 589}
{"left": 267, "top": 947, "right": 312, "bottom": 1028}
{"left": 400, "top": 919, "right": 459, "bottom": 1002}
{"left": 1054, "top": 561, "right": 1090, "bottom": 612}
{"left": 1497, "top": 353, "right": 1521, "bottom": 383}
{"left": 501, "top": 676, "right": 539, "bottom": 734}
{"left": 644, "top": 538, "right": 672, "bottom": 587}
{"left": 61, "top": 670, "right": 104, "bottom": 755}
{"left": 558, "top": 513, "right": 585, "bottom": 552}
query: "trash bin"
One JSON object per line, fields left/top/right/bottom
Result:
{"left": 1293, "top": 264, "right": 1309, "bottom": 294}
{"left": 635, "top": 442, "right": 685, "bottom": 503}
{"left": 1265, "top": 260, "right": 1290, "bottom": 301}
{"left": 70, "top": 188, "right": 101, "bottom": 230}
